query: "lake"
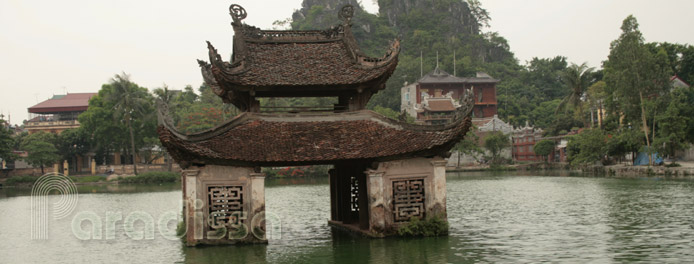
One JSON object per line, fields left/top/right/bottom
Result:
{"left": 1, "top": 172, "right": 693, "bottom": 263}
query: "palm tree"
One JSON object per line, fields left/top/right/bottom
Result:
{"left": 556, "top": 62, "right": 595, "bottom": 128}
{"left": 105, "top": 73, "right": 148, "bottom": 175}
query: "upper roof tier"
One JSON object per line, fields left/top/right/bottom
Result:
{"left": 197, "top": 4, "right": 400, "bottom": 108}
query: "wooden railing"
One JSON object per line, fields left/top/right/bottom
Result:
{"left": 26, "top": 119, "right": 79, "bottom": 127}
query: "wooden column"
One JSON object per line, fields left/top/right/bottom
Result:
{"left": 357, "top": 168, "right": 369, "bottom": 230}
{"left": 328, "top": 168, "right": 339, "bottom": 221}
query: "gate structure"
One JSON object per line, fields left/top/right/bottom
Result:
{"left": 157, "top": 4, "right": 473, "bottom": 246}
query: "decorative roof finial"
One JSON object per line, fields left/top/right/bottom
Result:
{"left": 338, "top": 5, "right": 354, "bottom": 23}
{"left": 229, "top": 4, "right": 247, "bottom": 25}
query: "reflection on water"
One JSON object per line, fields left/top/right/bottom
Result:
{"left": 1, "top": 173, "right": 693, "bottom": 263}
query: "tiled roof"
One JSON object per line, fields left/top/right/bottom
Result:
{"left": 28, "top": 93, "right": 96, "bottom": 113}
{"left": 418, "top": 68, "right": 499, "bottom": 84}
{"left": 226, "top": 41, "right": 397, "bottom": 87}
{"left": 158, "top": 110, "right": 471, "bottom": 167}
{"left": 200, "top": 5, "right": 399, "bottom": 92}
{"left": 426, "top": 100, "right": 456, "bottom": 112}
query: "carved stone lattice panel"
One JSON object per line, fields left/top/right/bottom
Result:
{"left": 207, "top": 185, "right": 243, "bottom": 230}
{"left": 392, "top": 179, "right": 425, "bottom": 222}
{"left": 350, "top": 176, "right": 359, "bottom": 212}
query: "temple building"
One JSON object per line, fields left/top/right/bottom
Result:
{"left": 511, "top": 122, "right": 544, "bottom": 162}
{"left": 401, "top": 67, "right": 498, "bottom": 124}
{"left": 25, "top": 93, "right": 96, "bottom": 134}
{"left": 157, "top": 4, "right": 473, "bottom": 245}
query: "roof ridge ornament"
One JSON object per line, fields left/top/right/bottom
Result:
{"left": 229, "top": 4, "right": 247, "bottom": 25}
{"left": 338, "top": 5, "right": 354, "bottom": 24}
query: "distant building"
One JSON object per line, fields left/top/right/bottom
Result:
{"left": 511, "top": 122, "right": 544, "bottom": 162}
{"left": 25, "top": 93, "right": 96, "bottom": 134}
{"left": 671, "top": 75, "right": 690, "bottom": 89}
{"left": 401, "top": 67, "right": 499, "bottom": 125}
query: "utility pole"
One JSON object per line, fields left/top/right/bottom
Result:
{"left": 453, "top": 50, "right": 456, "bottom": 76}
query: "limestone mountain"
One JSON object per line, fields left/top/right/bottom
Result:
{"left": 289, "top": 0, "right": 520, "bottom": 111}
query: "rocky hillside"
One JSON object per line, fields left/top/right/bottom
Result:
{"left": 289, "top": 0, "right": 519, "bottom": 110}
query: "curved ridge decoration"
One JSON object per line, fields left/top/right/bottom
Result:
{"left": 229, "top": 4, "right": 247, "bottom": 25}
{"left": 338, "top": 5, "right": 354, "bottom": 23}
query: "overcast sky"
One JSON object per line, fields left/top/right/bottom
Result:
{"left": 1, "top": 0, "right": 693, "bottom": 124}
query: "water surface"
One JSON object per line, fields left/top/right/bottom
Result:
{"left": 1, "top": 173, "right": 693, "bottom": 263}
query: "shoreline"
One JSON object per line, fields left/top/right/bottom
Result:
{"left": 447, "top": 162, "right": 694, "bottom": 178}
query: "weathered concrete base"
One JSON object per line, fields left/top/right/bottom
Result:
{"left": 365, "top": 157, "right": 448, "bottom": 236}
{"left": 328, "top": 220, "right": 384, "bottom": 238}
{"left": 329, "top": 156, "right": 449, "bottom": 237}
{"left": 183, "top": 165, "right": 267, "bottom": 246}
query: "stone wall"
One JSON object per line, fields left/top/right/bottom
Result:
{"left": 582, "top": 165, "right": 694, "bottom": 177}
{"left": 97, "top": 164, "right": 181, "bottom": 175}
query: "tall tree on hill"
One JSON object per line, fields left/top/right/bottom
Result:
{"left": 603, "top": 15, "right": 671, "bottom": 165}
{"left": 104, "top": 73, "right": 150, "bottom": 175}
{"left": 557, "top": 62, "right": 594, "bottom": 128}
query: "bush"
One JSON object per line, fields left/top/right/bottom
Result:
{"left": 70, "top": 175, "right": 106, "bottom": 183}
{"left": 4, "top": 175, "right": 40, "bottom": 185}
{"left": 665, "top": 162, "right": 681, "bottom": 168}
{"left": 397, "top": 214, "right": 448, "bottom": 237}
{"left": 119, "top": 171, "right": 179, "bottom": 184}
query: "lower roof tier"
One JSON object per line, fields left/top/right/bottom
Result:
{"left": 158, "top": 110, "right": 471, "bottom": 167}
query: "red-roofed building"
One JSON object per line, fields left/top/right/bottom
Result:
{"left": 26, "top": 93, "right": 96, "bottom": 134}
{"left": 401, "top": 67, "right": 499, "bottom": 125}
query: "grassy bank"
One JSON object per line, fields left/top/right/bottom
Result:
{"left": 119, "top": 171, "right": 179, "bottom": 184}
{"left": 2, "top": 171, "right": 179, "bottom": 187}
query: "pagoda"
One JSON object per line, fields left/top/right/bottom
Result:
{"left": 157, "top": 4, "right": 474, "bottom": 246}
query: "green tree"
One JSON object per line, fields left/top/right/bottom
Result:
{"left": 483, "top": 131, "right": 510, "bottom": 164}
{"left": 586, "top": 81, "right": 607, "bottom": 128}
{"left": 533, "top": 140, "right": 555, "bottom": 162}
{"left": 603, "top": 15, "right": 671, "bottom": 165}
{"left": 21, "top": 132, "right": 60, "bottom": 174}
{"left": 0, "top": 120, "right": 15, "bottom": 167}
{"left": 606, "top": 128, "right": 643, "bottom": 164}
{"left": 452, "top": 128, "right": 482, "bottom": 166}
{"left": 96, "top": 73, "right": 156, "bottom": 173}
{"left": 56, "top": 128, "right": 90, "bottom": 172}
{"left": 557, "top": 62, "right": 594, "bottom": 128}
{"left": 654, "top": 88, "right": 691, "bottom": 160}
{"left": 78, "top": 94, "right": 128, "bottom": 164}
{"left": 566, "top": 129, "right": 608, "bottom": 165}
{"left": 523, "top": 56, "right": 569, "bottom": 101}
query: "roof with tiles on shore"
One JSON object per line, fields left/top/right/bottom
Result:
{"left": 28, "top": 93, "right": 96, "bottom": 114}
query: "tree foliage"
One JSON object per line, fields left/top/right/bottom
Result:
{"left": 483, "top": 131, "right": 510, "bottom": 164}
{"left": 79, "top": 74, "right": 157, "bottom": 167}
{"left": 453, "top": 128, "right": 482, "bottom": 166}
{"left": 533, "top": 140, "right": 555, "bottom": 161}
{"left": 603, "top": 15, "right": 672, "bottom": 165}
{"left": 654, "top": 88, "right": 692, "bottom": 158}
{"left": 0, "top": 120, "right": 15, "bottom": 165}
{"left": 566, "top": 129, "right": 608, "bottom": 165}
{"left": 557, "top": 63, "right": 595, "bottom": 127}
{"left": 21, "top": 132, "right": 60, "bottom": 174}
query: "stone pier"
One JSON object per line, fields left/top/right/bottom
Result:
{"left": 182, "top": 165, "right": 266, "bottom": 246}
{"left": 329, "top": 157, "right": 448, "bottom": 237}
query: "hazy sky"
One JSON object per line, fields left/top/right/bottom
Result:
{"left": 1, "top": 0, "right": 693, "bottom": 124}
